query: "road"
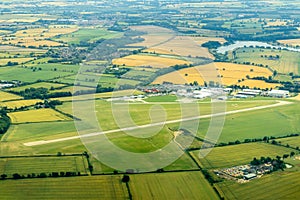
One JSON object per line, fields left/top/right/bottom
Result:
{"left": 23, "top": 100, "right": 292, "bottom": 147}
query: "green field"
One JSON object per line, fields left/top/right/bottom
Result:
{"left": 0, "top": 156, "right": 88, "bottom": 177}
{"left": 145, "top": 95, "right": 178, "bottom": 102}
{"left": 276, "top": 136, "right": 300, "bottom": 149}
{"left": 194, "top": 101, "right": 300, "bottom": 143}
{"left": 129, "top": 171, "right": 219, "bottom": 200}
{"left": 54, "top": 28, "right": 123, "bottom": 44}
{"left": 232, "top": 47, "right": 300, "bottom": 74}
{"left": 190, "top": 143, "right": 293, "bottom": 169}
{"left": 9, "top": 82, "right": 66, "bottom": 92}
{"left": 0, "top": 66, "right": 75, "bottom": 83}
{"left": 0, "top": 175, "right": 129, "bottom": 200}
{"left": 57, "top": 99, "right": 277, "bottom": 132}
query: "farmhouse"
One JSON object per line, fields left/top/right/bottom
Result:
{"left": 268, "top": 90, "right": 289, "bottom": 98}
{"left": 243, "top": 173, "right": 257, "bottom": 180}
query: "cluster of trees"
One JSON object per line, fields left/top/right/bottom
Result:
{"left": 250, "top": 154, "right": 294, "bottom": 171}
{"left": 201, "top": 41, "right": 222, "bottom": 49}
{"left": 1, "top": 171, "right": 81, "bottom": 180}
{"left": 11, "top": 87, "right": 72, "bottom": 99}
{"left": 0, "top": 109, "right": 10, "bottom": 134}
{"left": 217, "top": 134, "right": 299, "bottom": 148}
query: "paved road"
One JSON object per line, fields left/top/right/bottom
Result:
{"left": 24, "top": 100, "right": 292, "bottom": 147}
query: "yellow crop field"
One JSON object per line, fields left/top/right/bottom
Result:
{"left": 277, "top": 39, "right": 300, "bottom": 47}
{"left": 0, "top": 57, "right": 34, "bottom": 66}
{"left": 237, "top": 79, "right": 281, "bottom": 89}
{"left": 8, "top": 108, "right": 72, "bottom": 124}
{"left": 113, "top": 54, "right": 191, "bottom": 68}
{"left": 143, "top": 36, "right": 216, "bottom": 59}
{"left": 24, "top": 40, "right": 65, "bottom": 47}
{"left": 0, "top": 91, "right": 23, "bottom": 102}
{"left": 191, "top": 36, "right": 227, "bottom": 45}
{"left": 0, "top": 99, "right": 43, "bottom": 109}
{"left": 153, "top": 62, "right": 274, "bottom": 87}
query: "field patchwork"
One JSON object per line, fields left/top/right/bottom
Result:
{"left": 8, "top": 108, "right": 72, "bottom": 124}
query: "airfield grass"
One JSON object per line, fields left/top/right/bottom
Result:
{"left": 145, "top": 95, "right": 178, "bottom": 102}
{"left": 189, "top": 101, "right": 300, "bottom": 144}
{"left": 8, "top": 108, "right": 72, "bottom": 124}
{"left": 0, "top": 91, "right": 23, "bottom": 102}
{"left": 232, "top": 47, "right": 300, "bottom": 74}
{"left": 56, "top": 99, "right": 276, "bottom": 131}
{"left": 0, "top": 156, "right": 88, "bottom": 177}
{"left": 215, "top": 169, "right": 300, "bottom": 199}
{"left": 0, "top": 175, "right": 129, "bottom": 200}
{"left": 190, "top": 143, "right": 292, "bottom": 169}
{"left": 129, "top": 171, "right": 219, "bottom": 200}
{"left": 0, "top": 99, "right": 42, "bottom": 109}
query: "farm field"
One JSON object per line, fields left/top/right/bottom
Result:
{"left": 54, "top": 28, "right": 122, "bottom": 44}
{"left": 51, "top": 89, "right": 144, "bottom": 102}
{"left": 190, "top": 143, "right": 293, "bottom": 169}
{"left": 0, "top": 175, "right": 129, "bottom": 200}
{"left": 0, "top": 66, "right": 75, "bottom": 83}
{"left": 129, "top": 172, "right": 219, "bottom": 200}
{"left": 0, "top": 25, "right": 78, "bottom": 47}
{"left": 277, "top": 38, "right": 300, "bottom": 47}
{"left": 3, "top": 121, "right": 77, "bottom": 143}
{"left": 215, "top": 169, "right": 300, "bottom": 199}
{"left": 9, "top": 82, "right": 66, "bottom": 92}
{"left": 276, "top": 136, "right": 300, "bottom": 149}
{"left": 0, "top": 99, "right": 42, "bottom": 109}
{"left": 112, "top": 54, "right": 191, "bottom": 68}
{"left": 0, "top": 57, "right": 34, "bottom": 66}
{"left": 153, "top": 62, "right": 274, "bottom": 86}
{"left": 0, "top": 156, "right": 88, "bottom": 177}
{"left": 0, "top": 91, "right": 23, "bottom": 102}
{"left": 129, "top": 25, "right": 175, "bottom": 47}
{"left": 143, "top": 36, "right": 216, "bottom": 59}
{"left": 232, "top": 47, "right": 300, "bottom": 74}
{"left": 0, "top": 45, "right": 46, "bottom": 53}
{"left": 237, "top": 79, "right": 281, "bottom": 89}
{"left": 8, "top": 108, "right": 72, "bottom": 124}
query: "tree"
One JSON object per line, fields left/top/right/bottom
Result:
{"left": 1, "top": 174, "right": 7, "bottom": 180}
{"left": 283, "top": 154, "right": 289, "bottom": 160}
{"left": 122, "top": 175, "right": 130, "bottom": 183}
{"left": 290, "top": 152, "right": 295, "bottom": 157}
{"left": 13, "top": 173, "right": 21, "bottom": 179}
